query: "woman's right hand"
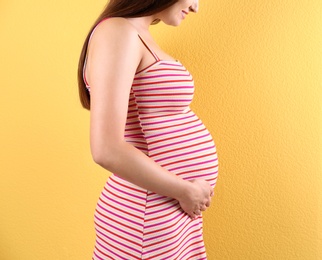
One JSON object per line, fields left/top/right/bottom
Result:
{"left": 176, "top": 179, "right": 214, "bottom": 219}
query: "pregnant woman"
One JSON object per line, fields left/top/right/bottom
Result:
{"left": 77, "top": 0, "right": 219, "bottom": 259}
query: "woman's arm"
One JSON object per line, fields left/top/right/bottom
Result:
{"left": 85, "top": 18, "right": 212, "bottom": 218}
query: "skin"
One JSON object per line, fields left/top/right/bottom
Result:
{"left": 85, "top": 0, "right": 213, "bottom": 219}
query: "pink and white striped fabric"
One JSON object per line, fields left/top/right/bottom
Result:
{"left": 90, "top": 60, "right": 219, "bottom": 259}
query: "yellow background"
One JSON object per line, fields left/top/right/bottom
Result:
{"left": 1, "top": 0, "right": 321, "bottom": 259}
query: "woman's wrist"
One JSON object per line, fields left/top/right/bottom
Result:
{"left": 172, "top": 178, "right": 191, "bottom": 202}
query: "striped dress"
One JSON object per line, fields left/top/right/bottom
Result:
{"left": 85, "top": 25, "right": 219, "bottom": 259}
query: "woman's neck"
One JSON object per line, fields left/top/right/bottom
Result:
{"left": 126, "top": 16, "right": 157, "bottom": 33}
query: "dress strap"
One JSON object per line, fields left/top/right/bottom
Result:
{"left": 83, "top": 18, "right": 111, "bottom": 88}
{"left": 137, "top": 34, "right": 160, "bottom": 62}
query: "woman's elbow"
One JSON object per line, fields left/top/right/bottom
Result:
{"left": 91, "top": 146, "right": 115, "bottom": 168}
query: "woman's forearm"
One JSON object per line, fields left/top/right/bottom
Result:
{"left": 92, "top": 140, "right": 189, "bottom": 200}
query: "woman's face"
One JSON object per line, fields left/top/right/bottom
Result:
{"left": 158, "top": 0, "right": 199, "bottom": 26}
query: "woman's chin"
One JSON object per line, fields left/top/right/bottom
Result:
{"left": 166, "top": 20, "right": 182, "bottom": 27}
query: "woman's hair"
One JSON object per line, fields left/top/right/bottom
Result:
{"left": 78, "top": 0, "right": 178, "bottom": 110}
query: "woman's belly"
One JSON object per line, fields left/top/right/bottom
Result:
{"left": 141, "top": 109, "right": 219, "bottom": 189}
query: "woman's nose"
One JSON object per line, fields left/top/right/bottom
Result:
{"left": 189, "top": 0, "right": 199, "bottom": 13}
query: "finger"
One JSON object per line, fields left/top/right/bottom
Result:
{"left": 204, "top": 197, "right": 211, "bottom": 207}
{"left": 189, "top": 213, "right": 197, "bottom": 220}
{"left": 194, "top": 209, "right": 201, "bottom": 215}
{"left": 200, "top": 205, "right": 207, "bottom": 211}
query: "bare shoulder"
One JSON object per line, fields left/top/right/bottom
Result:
{"left": 90, "top": 17, "right": 139, "bottom": 45}
{"left": 85, "top": 17, "right": 143, "bottom": 85}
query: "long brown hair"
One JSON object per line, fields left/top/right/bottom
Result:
{"left": 77, "top": 0, "right": 178, "bottom": 110}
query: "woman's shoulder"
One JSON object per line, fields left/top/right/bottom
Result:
{"left": 91, "top": 17, "right": 138, "bottom": 41}
{"left": 87, "top": 17, "right": 143, "bottom": 68}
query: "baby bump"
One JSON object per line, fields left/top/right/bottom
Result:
{"left": 145, "top": 118, "right": 219, "bottom": 189}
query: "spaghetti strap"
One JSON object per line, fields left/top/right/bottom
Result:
{"left": 83, "top": 18, "right": 111, "bottom": 88}
{"left": 138, "top": 34, "right": 160, "bottom": 62}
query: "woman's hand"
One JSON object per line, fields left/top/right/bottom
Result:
{"left": 176, "top": 179, "right": 214, "bottom": 219}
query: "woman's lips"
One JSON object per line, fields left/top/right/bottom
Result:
{"left": 181, "top": 10, "right": 188, "bottom": 19}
